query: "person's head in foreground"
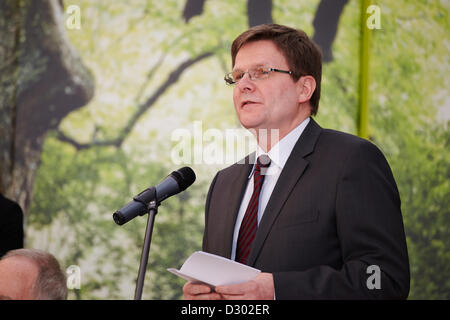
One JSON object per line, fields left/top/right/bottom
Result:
{"left": 0, "top": 248, "right": 67, "bottom": 300}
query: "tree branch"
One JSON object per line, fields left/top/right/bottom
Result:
{"left": 312, "top": 0, "right": 349, "bottom": 62}
{"left": 134, "top": 52, "right": 167, "bottom": 105}
{"left": 247, "top": 0, "right": 272, "bottom": 27}
{"left": 56, "top": 51, "right": 214, "bottom": 150}
{"left": 183, "top": 0, "right": 206, "bottom": 23}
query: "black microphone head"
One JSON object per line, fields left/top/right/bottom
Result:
{"left": 170, "top": 167, "right": 196, "bottom": 192}
{"left": 113, "top": 211, "right": 125, "bottom": 225}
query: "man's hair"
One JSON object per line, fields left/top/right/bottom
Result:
{"left": 231, "top": 24, "right": 322, "bottom": 115}
{"left": 2, "top": 249, "right": 67, "bottom": 300}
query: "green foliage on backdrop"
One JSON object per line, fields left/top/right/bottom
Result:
{"left": 27, "top": 0, "right": 449, "bottom": 299}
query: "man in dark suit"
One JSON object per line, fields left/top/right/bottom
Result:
{"left": 183, "top": 24, "right": 409, "bottom": 299}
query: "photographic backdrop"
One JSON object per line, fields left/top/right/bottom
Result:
{"left": 0, "top": 0, "right": 448, "bottom": 299}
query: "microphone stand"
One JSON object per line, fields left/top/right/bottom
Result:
{"left": 134, "top": 188, "right": 159, "bottom": 300}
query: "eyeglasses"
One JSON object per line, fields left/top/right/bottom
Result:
{"left": 224, "top": 67, "right": 293, "bottom": 85}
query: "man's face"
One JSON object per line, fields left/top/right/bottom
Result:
{"left": 0, "top": 256, "right": 39, "bottom": 299}
{"left": 232, "top": 40, "right": 305, "bottom": 139}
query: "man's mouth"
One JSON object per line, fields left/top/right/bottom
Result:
{"left": 241, "top": 101, "right": 260, "bottom": 108}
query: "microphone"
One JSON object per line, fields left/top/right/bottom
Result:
{"left": 113, "top": 167, "right": 196, "bottom": 225}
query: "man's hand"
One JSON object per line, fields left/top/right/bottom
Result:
{"left": 183, "top": 273, "right": 274, "bottom": 300}
{"left": 183, "top": 282, "right": 221, "bottom": 300}
{"left": 215, "top": 272, "right": 274, "bottom": 300}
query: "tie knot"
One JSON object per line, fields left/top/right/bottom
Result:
{"left": 256, "top": 154, "right": 271, "bottom": 168}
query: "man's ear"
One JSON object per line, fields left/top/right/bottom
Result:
{"left": 297, "top": 75, "right": 316, "bottom": 104}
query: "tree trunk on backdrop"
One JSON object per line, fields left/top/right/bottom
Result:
{"left": 0, "top": 0, "right": 94, "bottom": 212}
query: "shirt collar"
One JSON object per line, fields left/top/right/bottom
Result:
{"left": 248, "top": 117, "right": 310, "bottom": 178}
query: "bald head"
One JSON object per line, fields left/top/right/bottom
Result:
{"left": 0, "top": 249, "right": 67, "bottom": 300}
{"left": 0, "top": 255, "right": 39, "bottom": 299}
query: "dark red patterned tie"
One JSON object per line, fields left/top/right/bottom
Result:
{"left": 236, "top": 155, "right": 271, "bottom": 264}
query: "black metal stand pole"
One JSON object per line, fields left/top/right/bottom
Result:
{"left": 134, "top": 200, "right": 158, "bottom": 300}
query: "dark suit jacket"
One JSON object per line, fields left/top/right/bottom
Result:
{"left": 0, "top": 194, "right": 24, "bottom": 258}
{"left": 202, "top": 118, "right": 410, "bottom": 299}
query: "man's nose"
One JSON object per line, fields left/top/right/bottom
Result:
{"left": 236, "top": 72, "right": 255, "bottom": 92}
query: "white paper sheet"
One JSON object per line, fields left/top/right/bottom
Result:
{"left": 167, "top": 251, "right": 260, "bottom": 287}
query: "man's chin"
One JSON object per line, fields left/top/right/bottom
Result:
{"left": 237, "top": 114, "right": 265, "bottom": 130}
{"left": 239, "top": 122, "right": 261, "bottom": 132}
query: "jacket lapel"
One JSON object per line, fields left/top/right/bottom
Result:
{"left": 247, "top": 118, "right": 322, "bottom": 266}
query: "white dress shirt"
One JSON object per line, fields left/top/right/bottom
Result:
{"left": 230, "top": 117, "right": 310, "bottom": 260}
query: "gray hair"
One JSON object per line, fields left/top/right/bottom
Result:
{"left": 2, "top": 249, "right": 68, "bottom": 300}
